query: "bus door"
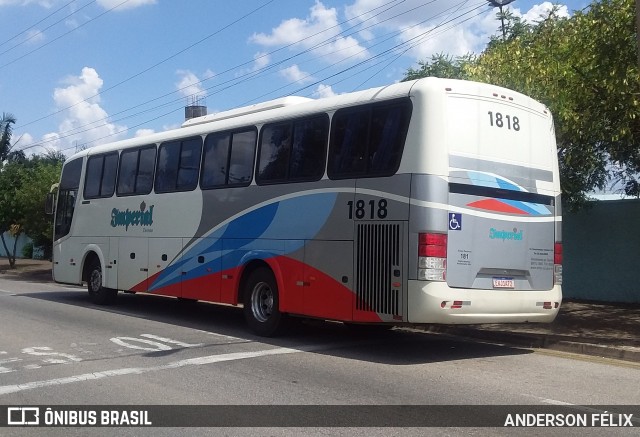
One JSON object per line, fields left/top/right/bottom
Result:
{"left": 118, "top": 238, "right": 149, "bottom": 292}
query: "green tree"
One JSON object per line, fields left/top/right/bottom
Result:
{"left": 403, "top": 0, "right": 640, "bottom": 208}
{"left": 0, "top": 155, "right": 63, "bottom": 267}
{"left": 403, "top": 53, "right": 475, "bottom": 82}
{"left": 18, "top": 158, "right": 64, "bottom": 258}
{"left": 0, "top": 113, "right": 25, "bottom": 163}
{"left": 0, "top": 161, "right": 26, "bottom": 267}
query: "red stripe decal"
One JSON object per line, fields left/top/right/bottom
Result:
{"left": 467, "top": 199, "right": 529, "bottom": 215}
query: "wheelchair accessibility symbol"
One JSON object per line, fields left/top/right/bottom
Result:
{"left": 449, "top": 213, "right": 462, "bottom": 231}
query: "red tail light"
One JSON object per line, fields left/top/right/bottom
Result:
{"left": 554, "top": 242, "right": 562, "bottom": 265}
{"left": 418, "top": 232, "right": 447, "bottom": 281}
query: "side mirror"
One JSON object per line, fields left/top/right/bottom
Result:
{"left": 45, "top": 192, "right": 56, "bottom": 215}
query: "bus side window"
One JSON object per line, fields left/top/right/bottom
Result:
{"left": 135, "top": 146, "right": 156, "bottom": 194}
{"left": 117, "top": 149, "right": 138, "bottom": 196}
{"left": 117, "top": 146, "right": 156, "bottom": 196}
{"left": 289, "top": 115, "right": 328, "bottom": 181}
{"left": 258, "top": 123, "right": 292, "bottom": 183}
{"left": 101, "top": 153, "right": 118, "bottom": 197}
{"left": 201, "top": 133, "right": 230, "bottom": 189}
{"left": 228, "top": 130, "right": 256, "bottom": 185}
{"left": 202, "top": 128, "right": 256, "bottom": 189}
{"left": 156, "top": 137, "right": 201, "bottom": 193}
{"left": 369, "top": 105, "right": 403, "bottom": 174}
{"left": 328, "top": 99, "right": 411, "bottom": 179}
{"left": 156, "top": 141, "right": 180, "bottom": 192}
{"left": 328, "top": 109, "right": 368, "bottom": 178}
{"left": 176, "top": 137, "right": 202, "bottom": 190}
{"left": 84, "top": 153, "right": 118, "bottom": 199}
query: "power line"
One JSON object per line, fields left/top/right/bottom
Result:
{"left": 16, "top": 0, "right": 407, "bottom": 151}
{"left": 17, "top": 0, "right": 492, "bottom": 154}
{"left": 0, "top": 0, "right": 129, "bottom": 70}
{"left": 0, "top": 0, "right": 98, "bottom": 56}
{"left": 15, "top": 0, "right": 275, "bottom": 132}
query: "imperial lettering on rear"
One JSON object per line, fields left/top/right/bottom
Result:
{"left": 489, "top": 228, "right": 523, "bottom": 241}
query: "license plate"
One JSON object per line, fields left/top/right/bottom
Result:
{"left": 492, "top": 277, "right": 515, "bottom": 289}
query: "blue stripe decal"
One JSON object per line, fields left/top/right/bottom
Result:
{"left": 148, "top": 192, "right": 337, "bottom": 291}
{"left": 467, "top": 171, "right": 524, "bottom": 192}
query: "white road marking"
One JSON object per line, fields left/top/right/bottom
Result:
{"left": 140, "top": 333, "right": 203, "bottom": 348}
{"left": 0, "top": 357, "right": 22, "bottom": 374}
{"left": 0, "top": 344, "right": 323, "bottom": 396}
{"left": 540, "top": 398, "right": 574, "bottom": 406}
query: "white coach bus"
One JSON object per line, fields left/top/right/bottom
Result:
{"left": 48, "top": 77, "right": 562, "bottom": 336}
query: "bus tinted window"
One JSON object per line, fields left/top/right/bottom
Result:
{"left": 257, "top": 115, "right": 328, "bottom": 184}
{"left": 84, "top": 156, "right": 103, "bottom": 199}
{"left": 117, "top": 146, "right": 156, "bottom": 196}
{"left": 101, "top": 153, "right": 118, "bottom": 197}
{"left": 289, "top": 116, "right": 328, "bottom": 181}
{"left": 201, "top": 128, "right": 256, "bottom": 189}
{"left": 84, "top": 153, "right": 118, "bottom": 199}
{"left": 156, "top": 137, "right": 202, "bottom": 193}
{"left": 258, "top": 123, "right": 291, "bottom": 183}
{"left": 328, "top": 99, "right": 411, "bottom": 179}
{"left": 228, "top": 130, "right": 256, "bottom": 185}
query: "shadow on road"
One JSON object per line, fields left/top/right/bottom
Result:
{"left": 16, "top": 288, "right": 532, "bottom": 365}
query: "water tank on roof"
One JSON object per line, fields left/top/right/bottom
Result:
{"left": 185, "top": 105, "right": 207, "bottom": 121}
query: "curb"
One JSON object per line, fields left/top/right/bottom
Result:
{"left": 413, "top": 325, "right": 640, "bottom": 363}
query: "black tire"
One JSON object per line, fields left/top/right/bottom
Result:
{"left": 87, "top": 260, "right": 117, "bottom": 305}
{"left": 243, "top": 267, "right": 285, "bottom": 337}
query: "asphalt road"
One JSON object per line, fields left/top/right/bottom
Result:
{"left": 0, "top": 275, "right": 639, "bottom": 436}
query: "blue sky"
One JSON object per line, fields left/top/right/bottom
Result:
{"left": 0, "top": 0, "right": 587, "bottom": 157}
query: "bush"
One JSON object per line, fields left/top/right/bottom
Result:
{"left": 22, "top": 241, "right": 33, "bottom": 259}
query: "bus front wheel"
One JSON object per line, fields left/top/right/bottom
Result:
{"left": 87, "top": 260, "right": 117, "bottom": 305}
{"left": 243, "top": 267, "right": 285, "bottom": 337}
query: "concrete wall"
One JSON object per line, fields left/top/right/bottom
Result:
{"left": 563, "top": 199, "right": 640, "bottom": 303}
{"left": 0, "top": 231, "right": 32, "bottom": 259}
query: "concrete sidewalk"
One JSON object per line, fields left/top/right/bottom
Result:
{"left": 2, "top": 258, "right": 639, "bottom": 363}
{"left": 421, "top": 300, "right": 640, "bottom": 363}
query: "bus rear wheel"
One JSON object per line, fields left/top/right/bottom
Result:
{"left": 87, "top": 260, "right": 117, "bottom": 305}
{"left": 243, "top": 267, "right": 285, "bottom": 337}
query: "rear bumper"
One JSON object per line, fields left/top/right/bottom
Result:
{"left": 407, "top": 280, "right": 562, "bottom": 324}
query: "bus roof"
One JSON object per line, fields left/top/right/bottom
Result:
{"left": 63, "top": 78, "right": 548, "bottom": 162}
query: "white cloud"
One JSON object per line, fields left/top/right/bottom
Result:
{"left": 175, "top": 69, "right": 213, "bottom": 100}
{"left": 253, "top": 51, "right": 270, "bottom": 71}
{"left": 51, "top": 67, "right": 126, "bottom": 151}
{"left": 24, "top": 29, "right": 45, "bottom": 44}
{"left": 344, "top": 1, "right": 572, "bottom": 61}
{"left": 279, "top": 65, "right": 313, "bottom": 83}
{"left": 96, "top": 0, "right": 156, "bottom": 11}
{"left": 312, "top": 84, "right": 337, "bottom": 98}
{"left": 516, "top": 2, "right": 570, "bottom": 23}
{"left": 250, "top": 1, "right": 369, "bottom": 63}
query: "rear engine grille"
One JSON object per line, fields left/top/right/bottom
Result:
{"left": 355, "top": 223, "right": 402, "bottom": 316}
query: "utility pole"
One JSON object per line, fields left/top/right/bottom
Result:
{"left": 488, "top": 0, "right": 516, "bottom": 40}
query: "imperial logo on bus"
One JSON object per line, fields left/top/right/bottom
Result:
{"left": 489, "top": 227, "right": 523, "bottom": 241}
{"left": 111, "top": 202, "right": 154, "bottom": 230}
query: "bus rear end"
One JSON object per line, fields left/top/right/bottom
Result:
{"left": 407, "top": 79, "right": 562, "bottom": 324}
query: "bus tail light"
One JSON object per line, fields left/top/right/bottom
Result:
{"left": 418, "top": 232, "right": 447, "bottom": 281}
{"left": 554, "top": 242, "right": 562, "bottom": 285}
